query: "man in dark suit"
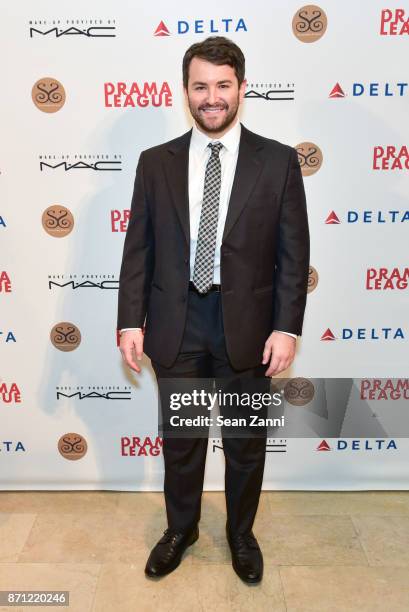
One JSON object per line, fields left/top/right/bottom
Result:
{"left": 117, "top": 36, "right": 310, "bottom": 583}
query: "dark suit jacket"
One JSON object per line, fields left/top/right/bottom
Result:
{"left": 117, "top": 123, "right": 310, "bottom": 370}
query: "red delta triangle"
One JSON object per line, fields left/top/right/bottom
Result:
{"left": 329, "top": 82, "right": 346, "bottom": 98}
{"left": 325, "top": 211, "right": 341, "bottom": 224}
{"left": 154, "top": 20, "right": 170, "bottom": 36}
{"left": 317, "top": 440, "right": 331, "bottom": 451}
{"left": 321, "top": 328, "right": 336, "bottom": 341}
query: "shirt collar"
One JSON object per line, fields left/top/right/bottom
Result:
{"left": 190, "top": 116, "right": 241, "bottom": 155}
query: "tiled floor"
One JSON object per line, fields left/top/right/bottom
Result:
{"left": 1, "top": 490, "right": 409, "bottom": 611}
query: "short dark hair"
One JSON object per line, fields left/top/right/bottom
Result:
{"left": 182, "top": 36, "right": 245, "bottom": 89}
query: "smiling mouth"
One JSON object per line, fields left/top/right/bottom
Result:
{"left": 201, "top": 107, "right": 226, "bottom": 113}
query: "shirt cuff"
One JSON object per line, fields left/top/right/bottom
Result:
{"left": 273, "top": 329, "right": 297, "bottom": 339}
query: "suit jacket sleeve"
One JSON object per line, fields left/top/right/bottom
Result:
{"left": 117, "top": 152, "right": 154, "bottom": 329}
{"left": 272, "top": 147, "right": 310, "bottom": 335}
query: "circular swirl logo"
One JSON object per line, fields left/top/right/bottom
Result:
{"left": 58, "top": 433, "right": 88, "bottom": 460}
{"left": 50, "top": 322, "right": 81, "bottom": 352}
{"left": 42, "top": 205, "right": 74, "bottom": 237}
{"left": 292, "top": 5, "right": 328, "bottom": 43}
{"left": 32, "top": 77, "right": 66, "bottom": 113}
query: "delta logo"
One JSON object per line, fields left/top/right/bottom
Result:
{"left": 0, "top": 271, "right": 12, "bottom": 293}
{"left": 373, "top": 146, "right": 409, "bottom": 170}
{"left": 360, "top": 378, "right": 409, "bottom": 400}
{"left": 104, "top": 82, "right": 172, "bottom": 108}
{"left": 111, "top": 209, "right": 130, "bottom": 232}
{"left": 329, "top": 82, "right": 408, "bottom": 98}
{"left": 321, "top": 327, "right": 405, "bottom": 341}
{"left": 317, "top": 439, "right": 397, "bottom": 451}
{"left": 121, "top": 435, "right": 163, "bottom": 456}
{"left": 0, "top": 382, "right": 21, "bottom": 404}
{"left": 366, "top": 267, "right": 409, "bottom": 290}
{"left": 325, "top": 210, "right": 409, "bottom": 224}
{"left": 380, "top": 9, "right": 409, "bottom": 35}
{"left": 153, "top": 18, "right": 247, "bottom": 36}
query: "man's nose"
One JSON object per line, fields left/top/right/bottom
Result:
{"left": 206, "top": 89, "right": 219, "bottom": 105}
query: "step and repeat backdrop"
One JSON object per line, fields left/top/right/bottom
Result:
{"left": 1, "top": 0, "right": 408, "bottom": 490}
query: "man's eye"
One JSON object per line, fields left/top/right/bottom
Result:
{"left": 195, "top": 86, "right": 205, "bottom": 90}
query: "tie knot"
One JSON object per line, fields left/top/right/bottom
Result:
{"left": 208, "top": 141, "right": 223, "bottom": 155}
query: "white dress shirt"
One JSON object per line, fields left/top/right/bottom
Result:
{"left": 121, "top": 117, "right": 296, "bottom": 339}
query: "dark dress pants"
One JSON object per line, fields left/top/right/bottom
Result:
{"left": 150, "top": 287, "right": 269, "bottom": 535}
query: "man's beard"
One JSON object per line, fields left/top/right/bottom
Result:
{"left": 187, "top": 95, "right": 240, "bottom": 134}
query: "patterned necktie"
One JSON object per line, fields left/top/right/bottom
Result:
{"left": 192, "top": 141, "right": 224, "bottom": 293}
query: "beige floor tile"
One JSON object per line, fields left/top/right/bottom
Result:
{"left": 0, "top": 514, "right": 37, "bottom": 562}
{"left": 265, "top": 490, "right": 409, "bottom": 516}
{"left": 255, "top": 514, "right": 367, "bottom": 566}
{"left": 0, "top": 563, "right": 100, "bottom": 612}
{"left": 116, "top": 491, "right": 164, "bottom": 518}
{"left": 280, "top": 565, "right": 409, "bottom": 612}
{"left": 190, "top": 529, "right": 231, "bottom": 565}
{"left": 193, "top": 564, "right": 286, "bottom": 612}
{"left": 17, "top": 512, "right": 177, "bottom": 565}
{"left": 0, "top": 491, "right": 119, "bottom": 514}
{"left": 92, "top": 562, "right": 286, "bottom": 612}
{"left": 92, "top": 561, "right": 200, "bottom": 612}
{"left": 352, "top": 515, "right": 409, "bottom": 567}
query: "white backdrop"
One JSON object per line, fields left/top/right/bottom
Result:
{"left": 1, "top": 0, "right": 408, "bottom": 490}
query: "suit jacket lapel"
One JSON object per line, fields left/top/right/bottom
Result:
{"left": 222, "top": 123, "right": 265, "bottom": 242}
{"left": 163, "top": 123, "right": 265, "bottom": 248}
{"left": 163, "top": 128, "right": 192, "bottom": 247}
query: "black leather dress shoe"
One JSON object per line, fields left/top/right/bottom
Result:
{"left": 226, "top": 525, "right": 263, "bottom": 583}
{"left": 145, "top": 525, "right": 199, "bottom": 578}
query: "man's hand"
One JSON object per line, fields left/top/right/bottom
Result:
{"left": 262, "top": 331, "right": 296, "bottom": 377}
{"left": 119, "top": 329, "right": 144, "bottom": 373}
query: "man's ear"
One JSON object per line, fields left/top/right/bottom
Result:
{"left": 239, "top": 78, "right": 247, "bottom": 103}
